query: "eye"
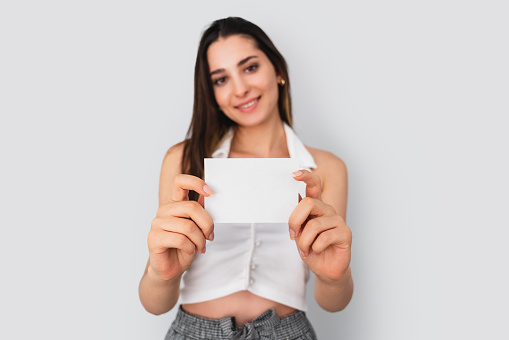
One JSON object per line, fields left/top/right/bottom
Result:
{"left": 213, "top": 77, "right": 227, "bottom": 86}
{"left": 245, "top": 63, "right": 258, "bottom": 73}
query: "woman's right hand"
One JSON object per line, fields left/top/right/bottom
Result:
{"left": 147, "top": 174, "right": 215, "bottom": 282}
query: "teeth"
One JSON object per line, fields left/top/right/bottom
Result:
{"left": 238, "top": 98, "right": 258, "bottom": 109}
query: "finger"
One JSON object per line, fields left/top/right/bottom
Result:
{"left": 296, "top": 215, "right": 342, "bottom": 257}
{"left": 148, "top": 229, "right": 197, "bottom": 256}
{"left": 311, "top": 224, "right": 352, "bottom": 255}
{"left": 153, "top": 216, "right": 208, "bottom": 253}
{"left": 160, "top": 201, "right": 214, "bottom": 240}
{"left": 288, "top": 197, "right": 335, "bottom": 238}
{"left": 292, "top": 170, "right": 321, "bottom": 200}
{"left": 172, "top": 174, "right": 214, "bottom": 202}
{"left": 198, "top": 195, "right": 205, "bottom": 208}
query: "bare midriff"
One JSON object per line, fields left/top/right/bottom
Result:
{"left": 181, "top": 291, "right": 296, "bottom": 327}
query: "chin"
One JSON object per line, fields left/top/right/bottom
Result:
{"left": 236, "top": 116, "right": 270, "bottom": 128}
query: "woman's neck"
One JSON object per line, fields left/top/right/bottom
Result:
{"left": 230, "top": 117, "right": 289, "bottom": 158}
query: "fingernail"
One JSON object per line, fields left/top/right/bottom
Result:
{"left": 200, "top": 246, "right": 206, "bottom": 254}
{"left": 208, "top": 231, "right": 215, "bottom": 241}
{"left": 299, "top": 249, "right": 307, "bottom": 257}
{"left": 292, "top": 170, "right": 303, "bottom": 178}
{"left": 289, "top": 229, "right": 296, "bottom": 240}
{"left": 203, "top": 185, "right": 214, "bottom": 196}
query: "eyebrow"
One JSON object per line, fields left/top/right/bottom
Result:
{"left": 209, "top": 55, "right": 258, "bottom": 76}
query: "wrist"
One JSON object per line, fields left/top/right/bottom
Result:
{"left": 147, "top": 266, "right": 182, "bottom": 286}
{"left": 316, "top": 266, "right": 352, "bottom": 287}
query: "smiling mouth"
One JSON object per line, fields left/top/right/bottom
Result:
{"left": 236, "top": 97, "right": 260, "bottom": 109}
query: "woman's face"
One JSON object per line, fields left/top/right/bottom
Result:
{"left": 207, "top": 35, "right": 281, "bottom": 127}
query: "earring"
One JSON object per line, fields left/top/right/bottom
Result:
{"left": 279, "top": 79, "right": 286, "bottom": 86}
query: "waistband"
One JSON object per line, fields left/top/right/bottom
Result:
{"left": 171, "top": 305, "right": 314, "bottom": 339}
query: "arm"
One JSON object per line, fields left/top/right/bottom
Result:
{"left": 139, "top": 261, "right": 183, "bottom": 315}
{"left": 314, "top": 152, "right": 353, "bottom": 311}
{"left": 289, "top": 150, "right": 353, "bottom": 312}
{"left": 138, "top": 143, "right": 215, "bottom": 315}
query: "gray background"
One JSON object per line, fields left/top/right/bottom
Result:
{"left": 1, "top": 1, "right": 508, "bottom": 339}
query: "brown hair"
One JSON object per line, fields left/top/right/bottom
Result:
{"left": 182, "top": 17, "right": 292, "bottom": 200}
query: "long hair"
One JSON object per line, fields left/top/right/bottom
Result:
{"left": 182, "top": 17, "right": 292, "bottom": 201}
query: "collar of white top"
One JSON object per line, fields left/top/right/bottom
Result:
{"left": 211, "top": 122, "right": 318, "bottom": 170}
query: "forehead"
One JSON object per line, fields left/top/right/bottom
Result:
{"left": 207, "top": 35, "right": 262, "bottom": 70}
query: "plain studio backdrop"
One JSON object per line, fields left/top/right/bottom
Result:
{"left": 1, "top": 1, "right": 508, "bottom": 339}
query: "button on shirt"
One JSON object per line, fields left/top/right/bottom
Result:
{"left": 179, "top": 123, "right": 317, "bottom": 311}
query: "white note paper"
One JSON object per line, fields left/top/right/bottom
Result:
{"left": 204, "top": 158, "right": 299, "bottom": 223}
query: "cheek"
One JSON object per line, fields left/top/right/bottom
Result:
{"left": 261, "top": 77, "right": 279, "bottom": 102}
{"left": 259, "top": 70, "right": 278, "bottom": 94}
{"left": 213, "top": 87, "right": 228, "bottom": 108}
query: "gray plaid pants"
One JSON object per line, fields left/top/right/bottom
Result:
{"left": 165, "top": 306, "right": 318, "bottom": 340}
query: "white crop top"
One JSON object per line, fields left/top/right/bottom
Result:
{"left": 179, "top": 123, "right": 317, "bottom": 311}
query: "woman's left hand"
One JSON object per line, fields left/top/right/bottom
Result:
{"left": 289, "top": 170, "right": 352, "bottom": 285}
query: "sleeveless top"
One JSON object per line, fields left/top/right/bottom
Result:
{"left": 179, "top": 123, "right": 317, "bottom": 311}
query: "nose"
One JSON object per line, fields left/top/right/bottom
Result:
{"left": 232, "top": 76, "right": 249, "bottom": 97}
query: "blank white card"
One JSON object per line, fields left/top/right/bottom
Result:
{"left": 204, "top": 158, "right": 299, "bottom": 223}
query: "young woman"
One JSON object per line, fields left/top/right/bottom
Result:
{"left": 139, "top": 17, "right": 353, "bottom": 339}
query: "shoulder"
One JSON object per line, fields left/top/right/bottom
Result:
{"left": 159, "top": 141, "right": 186, "bottom": 205}
{"left": 305, "top": 145, "right": 347, "bottom": 177}
{"left": 161, "top": 141, "right": 186, "bottom": 170}
{"left": 305, "top": 145, "right": 348, "bottom": 217}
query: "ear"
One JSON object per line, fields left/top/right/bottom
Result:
{"left": 276, "top": 75, "right": 286, "bottom": 86}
